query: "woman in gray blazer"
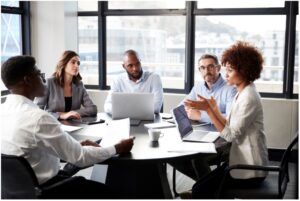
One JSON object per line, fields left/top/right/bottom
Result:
{"left": 35, "top": 50, "right": 97, "bottom": 120}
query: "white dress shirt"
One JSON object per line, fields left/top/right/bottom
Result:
{"left": 104, "top": 71, "right": 163, "bottom": 114}
{"left": 1, "top": 94, "right": 116, "bottom": 185}
{"left": 221, "top": 83, "right": 269, "bottom": 179}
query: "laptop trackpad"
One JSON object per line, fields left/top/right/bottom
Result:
{"left": 184, "top": 130, "right": 218, "bottom": 142}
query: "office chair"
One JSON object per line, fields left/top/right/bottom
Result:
{"left": 172, "top": 151, "right": 227, "bottom": 197}
{"left": 1, "top": 154, "right": 83, "bottom": 199}
{"left": 214, "top": 134, "right": 298, "bottom": 199}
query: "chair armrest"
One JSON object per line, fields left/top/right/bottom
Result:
{"left": 226, "top": 164, "right": 280, "bottom": 172}
{"left": 215, "top": 164, "right": 281, "bottom": 198}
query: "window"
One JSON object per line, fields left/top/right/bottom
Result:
{"left": 293, "top": 15, "right": 299, "bottom": 95}
{"left": 108, "top": 1, "right": 185, "bottom": 9}
{"left": 194, "top": 15, "right": 286, "bottom": 93}
{"left": 197, "top": 0, "right": 284, "bottom": 8}
{"left": 106, "top": 16, "right": 186, "bottom": 89}
{"left": 78, "top": 17, "right": 98, "bottom": 85}
{"left": 78, "top": 1, "right": 298, "bottom": 98}
{"left": 78, "top": 1, "right": 97, "bottom": 11}
{"left": 1, "top": 1, "right": 30, "bottom": 92}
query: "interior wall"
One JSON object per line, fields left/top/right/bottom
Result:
{"left": 30, "top": 1, "right": 78, "bottom": 78}
{"left": 87, "top": 90, "right": 299, "bottom": 149}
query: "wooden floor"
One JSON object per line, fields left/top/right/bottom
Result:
{"left": 73, "top": 160, "right": 298, "bottom": 199}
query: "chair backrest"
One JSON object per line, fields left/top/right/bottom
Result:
{"left": 278, "top": 134, "right": 298, "bottom": 198}
{"left": 1, "top": 154, "right": 41, "bottom": 199}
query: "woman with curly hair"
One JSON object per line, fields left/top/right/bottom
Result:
{"left": 35, "top": 50, "right": 97, "bottom": 120}
{"left": 185, "top": 41, "right": 269, "bottom": 198}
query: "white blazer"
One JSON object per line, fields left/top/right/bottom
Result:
{"left": 221, "top": 83, "right": 269, "bottom": 179}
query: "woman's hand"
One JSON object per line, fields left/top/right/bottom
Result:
{"left": 184, "top": 97, "right": 210, "bottom": 111}
{"left": 185, "top": 107, "right": 201, "bottom": 121}
{"left": 59, "top": 111, "right": 81, "bottom": 120}
{"left": 198, "top": 95, "right": 218, "bottom": 112}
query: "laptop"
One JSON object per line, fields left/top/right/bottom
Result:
{"left": 111, "top": 92, "right": 155, "bottom": 124}
{"left": 172, "top": 105, "right": 219, "bottom": 143}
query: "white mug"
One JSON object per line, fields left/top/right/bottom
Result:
{"left": 148, "top": 129, "right": 164, "bottom": 141}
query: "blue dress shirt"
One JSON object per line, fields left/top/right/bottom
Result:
{"left": 104, "top": 71, "right": 164, "bottom": 114}
{"left": 182, "top": 74, "right": 237, "bottom": 123}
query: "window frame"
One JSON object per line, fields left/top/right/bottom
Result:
{"left": 1, "top": 1, "right": 31, "bottom": 96}
{"left": 78, "top": 1, "right": 298, "bottom": 99}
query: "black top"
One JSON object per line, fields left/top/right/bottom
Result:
{"left": 64, "top": 97, "right": 72, "bottom": 112}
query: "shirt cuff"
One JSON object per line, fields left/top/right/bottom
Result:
{"left": 105, "top": 145, "right": 117, "bottom": 155}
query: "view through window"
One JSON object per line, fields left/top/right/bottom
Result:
{"left": 77, "top": 1, "right": 298, "bottom": 96}
{"left": 1, "top": 1, "right": 22, "bottom": 91}
{"left": 194, "top": 15, "right": 287, "bottom": 93}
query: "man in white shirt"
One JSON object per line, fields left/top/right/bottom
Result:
{"left": 104, "top": 49, "right": 163, "bottom": 114}
{"left": 1, "top": 55, "right": 134, "bottom": 199}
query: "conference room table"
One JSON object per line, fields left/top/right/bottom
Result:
{"left": 61, "top": 113, "right": 230, "bottom": 199}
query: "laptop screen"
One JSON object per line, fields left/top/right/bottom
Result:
{"left": 172, "top": 105, "right": 193, "bottom": 138}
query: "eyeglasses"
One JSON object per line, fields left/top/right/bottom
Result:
{"left": 198, "top": 64, "right": 217, "bottom": 71}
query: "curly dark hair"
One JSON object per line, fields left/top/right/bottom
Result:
{"left": 1, "top": 55, "right": 36, "bottom": 89}
{"left": 221, "top": 41, "right": 264, "bottom": 83}
{"left": 53, "top": 50, "right": 82, "bottom": 87}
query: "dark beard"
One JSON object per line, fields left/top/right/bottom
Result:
{"left": 127, "top": 69, "right": 143, "bottom": 80}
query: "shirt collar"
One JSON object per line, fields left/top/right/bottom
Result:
{"left": 6, "top": 94, "right": 38, "bottom": 108}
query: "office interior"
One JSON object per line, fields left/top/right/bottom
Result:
{"left": 1, "top": 0, "right": 299, "bottom": 199}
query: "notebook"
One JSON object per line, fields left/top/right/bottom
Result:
{"left": 111, "top": 92, "right": 155, "bottom": 121}
{"left": 172, "top": 105, "right": 219, "bottom": 143}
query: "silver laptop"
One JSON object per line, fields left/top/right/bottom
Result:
{"left": 111, "top": 92, "right": 155, "bottom": 121}
{"left": 172, "top": 105, "right": 219, "bottom": 143}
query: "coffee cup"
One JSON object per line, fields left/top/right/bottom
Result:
{"left": 148, "top": 129, "right": 164, "bottom": 141}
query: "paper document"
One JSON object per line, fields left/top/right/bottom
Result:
{"left": 100, "top": 118, "right": 130, "bottom": 147}
{"left": 166, "top": 142, "right": 216, "bottom": 153}
{"left": 144, "top": 122, "right": 175, "bottom": 129}
{"left": 61, "top": 124, "right": 83, "bottom": 132}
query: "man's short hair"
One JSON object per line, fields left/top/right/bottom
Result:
{"left": 198, "top": 54, "right": 219, "bottom": 65}
{"left": 123, "top": 49, "right": 141, "bottom": 62}
{"left": 1, "top": 55, "right": 36, "bottom": 88}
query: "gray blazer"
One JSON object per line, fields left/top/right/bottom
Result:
{"left": 34, "top": 77, "right": 97, "bottom": 119}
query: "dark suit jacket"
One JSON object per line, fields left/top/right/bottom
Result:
{"left": 34, "top": 77, "right": 97, "bottom": 119}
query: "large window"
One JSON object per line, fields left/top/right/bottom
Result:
{"left": 194, "top": 15, "right": 286, "bottom": 93}
{"left": 1, "top": 1, "right": 30, "bottom": 92}
{"left": 78, "top": 1, "right": 298, "bottom": 98}
{"left": 106, "top": 16, "right": 186, "bottom": 89}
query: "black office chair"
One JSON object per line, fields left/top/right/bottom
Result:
{"left": 214, "top": 134, "right": 298, "bottom": 199}
{"left": 172, "top": 151, "right": 227, "bottom": 197}
{"left": 1, "top": 154, "right": 84, "bottom": 199}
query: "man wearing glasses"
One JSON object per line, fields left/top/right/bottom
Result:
{"left": 183, "top": 53, "right": 237, "bottom": 123}
{"left": 171, "top": 54, "right": 237, "bottom": 187}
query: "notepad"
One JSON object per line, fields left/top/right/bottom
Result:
{"left": 144, "top": 122, "right": 176, "bottom": 129}
{"left": 61, "top": 124, "right": 83, "bottom": 132}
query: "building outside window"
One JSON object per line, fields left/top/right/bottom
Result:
{"left": 77, "top": 1, "right": 298, "bottom": 98}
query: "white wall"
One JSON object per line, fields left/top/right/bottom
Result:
{"left": 87, "top": 90, "right": 299, "bottom": 149}
{"left": 30, "top": 1, "right": 78, "bottom": 77}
